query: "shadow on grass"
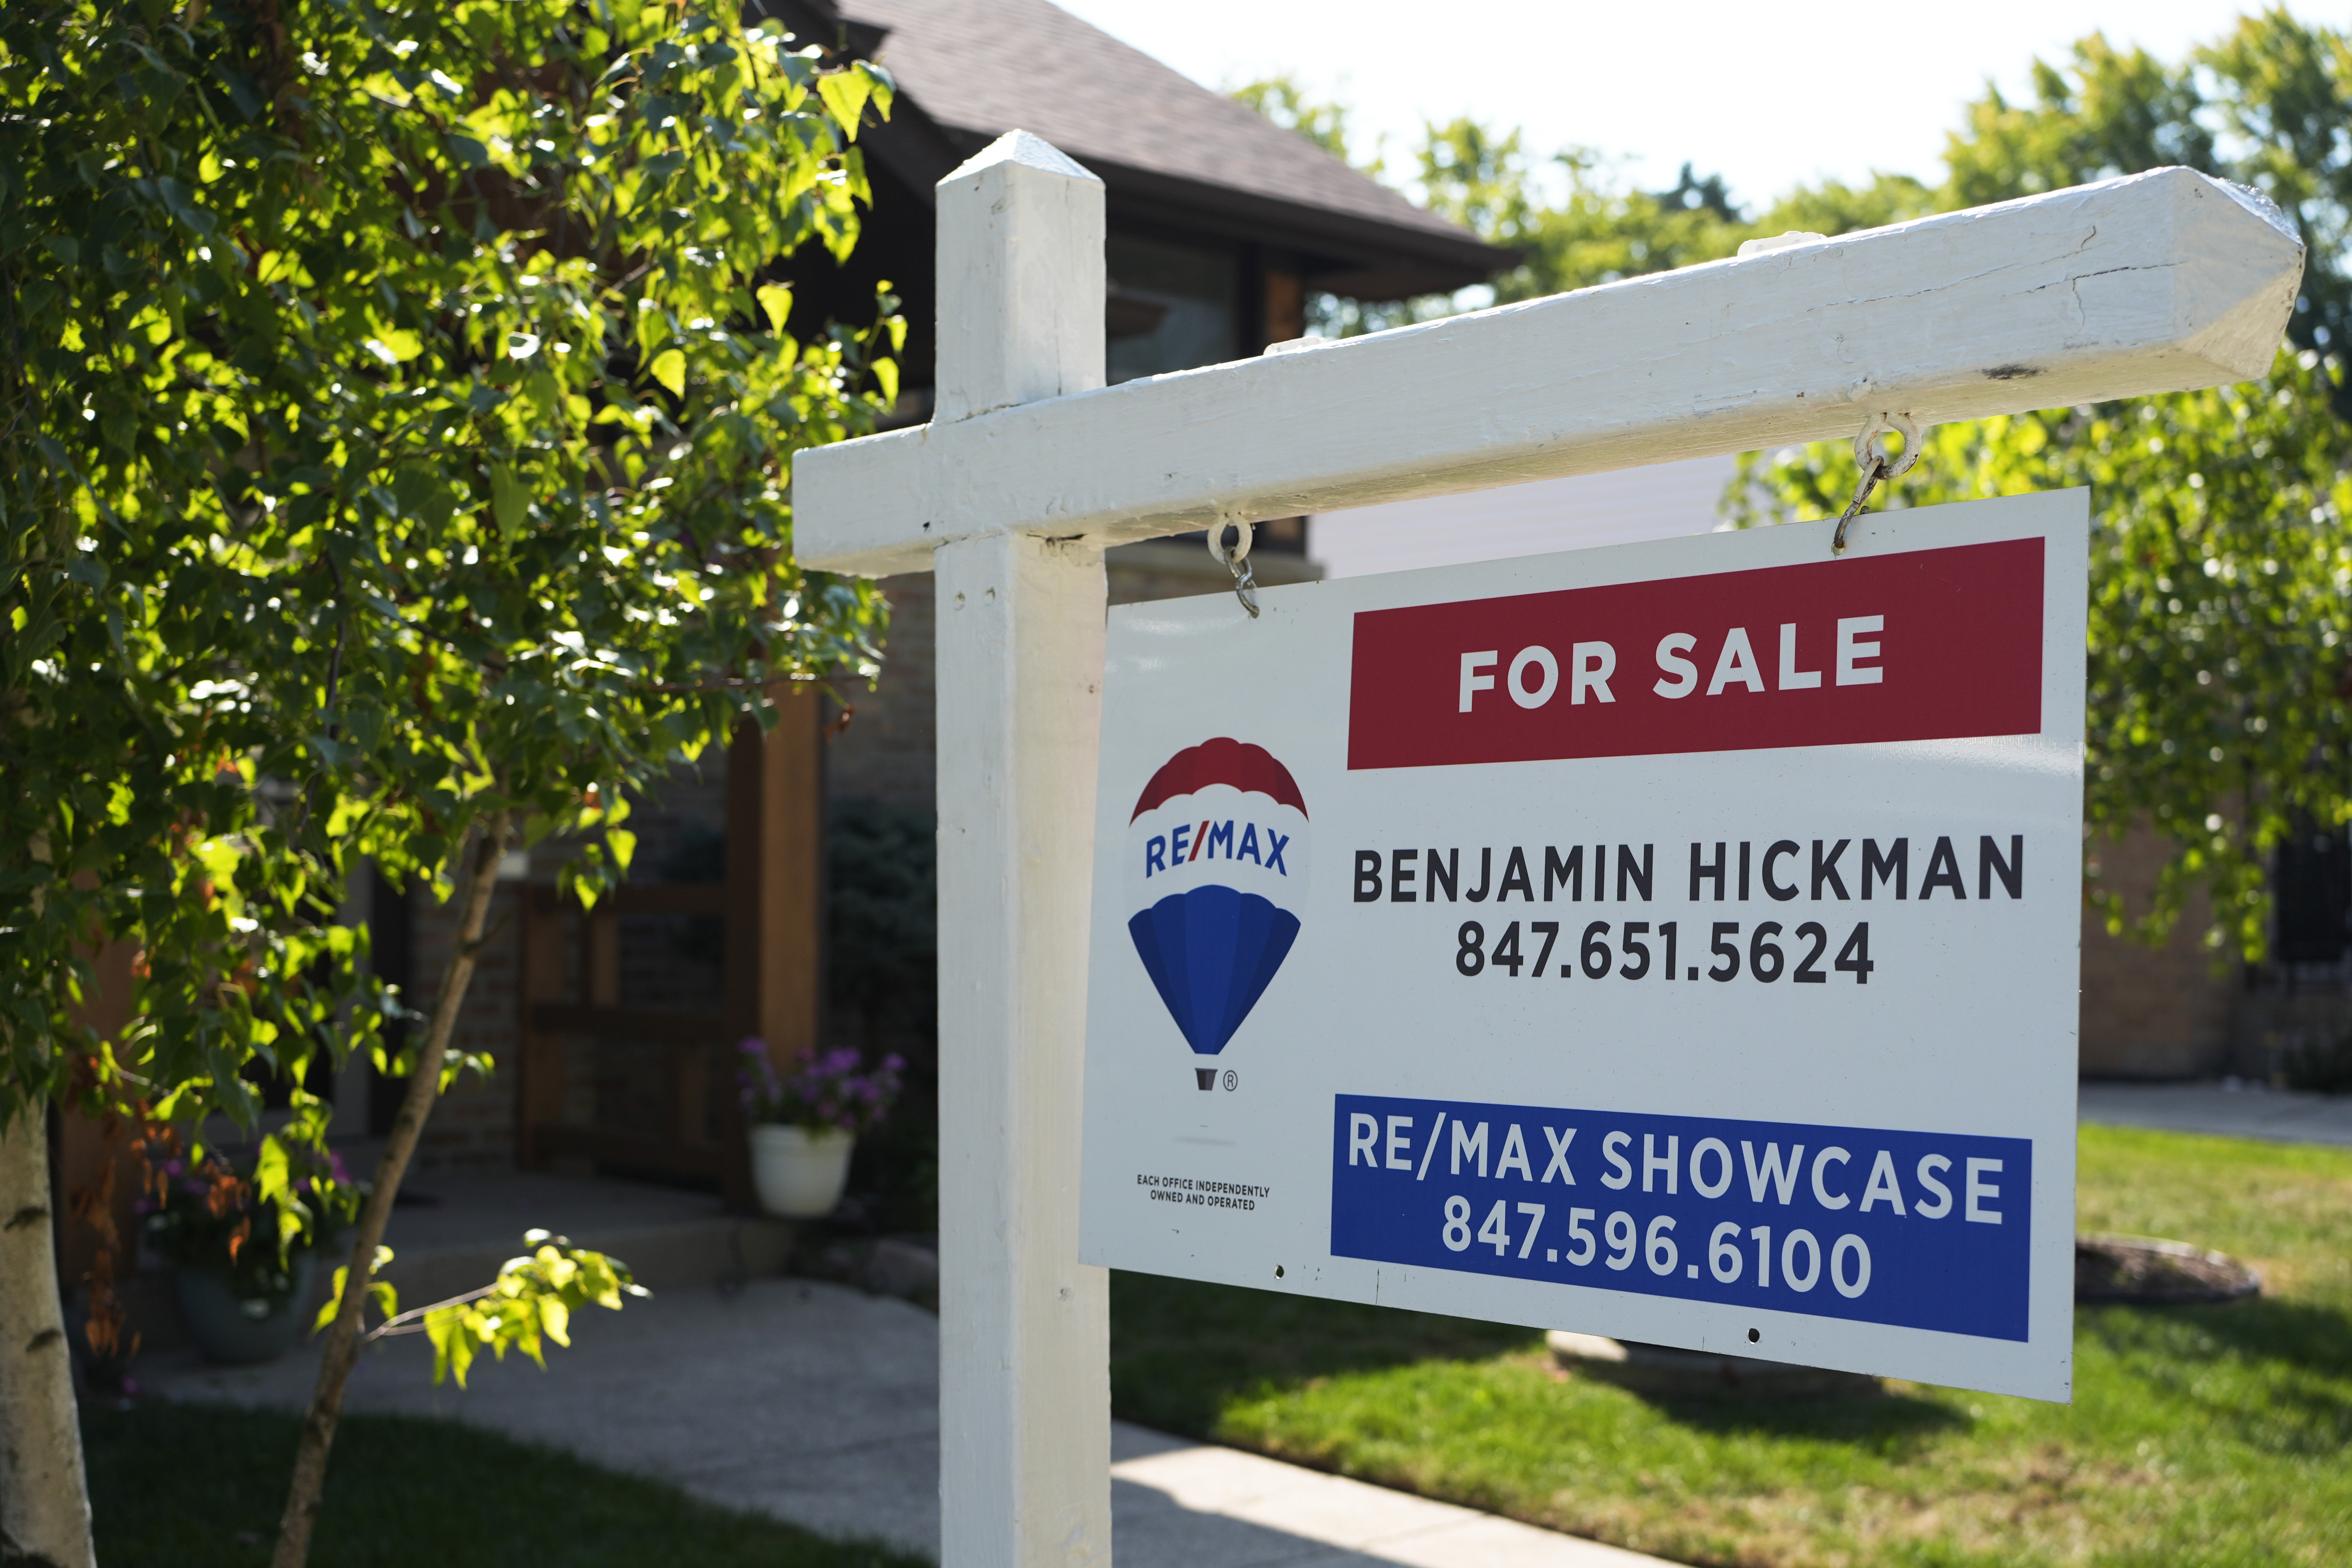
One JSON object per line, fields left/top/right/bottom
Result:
{"left": 1110, "top": 1271, "right": 1536, "bottom": 1436}
{"left": 2139, "top": 1294, "right": 2352, "bottom": 1378}
{"left": 2082, "top": 1297, "right": 2352, "bottom": 1453}
{"left": 1115, "top": 1270, "right": 1979, "bottom": 1463}
{"left": 1635, "top": 1383, "right": 1968, "bottom": 1450}
{"left": 86, "top": 1401, "right": 923, "bottom": 1568}
{"left": 1113, "top": 1271, "right": 1962, "bottom": 1459}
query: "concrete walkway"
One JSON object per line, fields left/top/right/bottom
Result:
{"left": 2079, "top": 1079, "right": 2352, "bottom": 1148}
{"left": 142, "top": 1276, "right": 1663, "bottom": 1567}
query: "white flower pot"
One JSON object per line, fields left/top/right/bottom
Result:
{"left": 750, "top": 1125, "right": 856, "bottom": 1218}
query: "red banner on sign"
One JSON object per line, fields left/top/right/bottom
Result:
{"left": 1347, "top": 538, "right": 2044, "bottom": 770}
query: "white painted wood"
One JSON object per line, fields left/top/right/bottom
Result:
{"left": 795, "top": 167, "right": 2301, "bottom": 576}
{"left": 1308, "top": 455, "right": 1739, "bottom": 579}
{"left": 934, "top": 132, "right": 1107, "bottom": 424}
{"left": 927, "top": 132, "right": 1114, "bottom": 1568}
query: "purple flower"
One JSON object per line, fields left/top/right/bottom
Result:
{"left": 739, "top": 1040, "right": 903, "bottom": 1133}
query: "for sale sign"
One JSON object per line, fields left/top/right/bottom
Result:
{"left": 1079, "top": 492, "right": 2087, "bottom": 1401}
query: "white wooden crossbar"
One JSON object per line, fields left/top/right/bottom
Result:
{"left": 795, "top": 165, "right": 2301, "bottom": 577}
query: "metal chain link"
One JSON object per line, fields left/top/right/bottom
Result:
{"left": 1208, "top": 519, "right": 1261, "bottom": 618}
{"left": 1832, "top": 412, "right": 1923, "bottom": 555}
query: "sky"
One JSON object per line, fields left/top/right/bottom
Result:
{"left": 1055, "top": 1, "right": 2314, "bottom": 210}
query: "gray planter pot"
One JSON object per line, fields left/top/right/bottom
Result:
{"left": 175, "top": 1250, "right": 320, "bottom": 1365}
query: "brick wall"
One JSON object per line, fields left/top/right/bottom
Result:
{"left": 829, "top": 573, "right": 940, "bottom": 814}
{"left": 2078, "top": 825, "right": 2237, "bottom": 1078}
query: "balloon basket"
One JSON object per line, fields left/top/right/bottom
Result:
{"left": 1195, "top": 1066, "right": 1217, "bottom": 1091}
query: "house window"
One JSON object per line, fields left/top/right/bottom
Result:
{"left": 1107, "top": 233, "right": 1239, "bottom": 383}
{"left": 2276, "top": 826, "right": 2350, "bottom": 964}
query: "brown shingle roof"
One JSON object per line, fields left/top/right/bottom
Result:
{"left": 828, "top": 0, "right": 1506, "bottom": 296}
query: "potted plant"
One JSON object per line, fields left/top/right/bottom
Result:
{"left": 140, "top": 1138, "right": 359, "bottom": 1364}
{"left": 738, "top": 1039, "right": 903, "bottom": 1218}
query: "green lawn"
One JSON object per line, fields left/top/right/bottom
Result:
{"left": 84, "top": 1402, "right": 924, "bottom": 1568}
{"left": 1110, "top": 1124, "right": 2352, "bottom": 1568}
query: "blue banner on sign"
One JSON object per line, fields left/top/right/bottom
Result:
{"left": 1330, "top": 1095, "right": 2032, "bottom": 1342}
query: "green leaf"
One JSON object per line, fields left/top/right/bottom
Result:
{"left": 538, "top": 1294, "right": 571, "bottom": 1347}
{"left": 650, "top": 348, "right": 687, "bottom": 399}
{"left": 756, "top": 282, "right": 792, "bottom": 333}
{"left": 490, "top": 466, "right": 530, "bottom": 538}
{"left": 153, "top": 176, "right": 217, "bottom": 238}
{"left": 816, "top": 68, "right": 873, "bottom": 134}
{"left": 314, "top": 1264, "right": 352, "bottom": 1334}
{"left": 255, "top": 1135, "right": 292, "bottom": 1211}
{"left": 427, "top": 1303, "right": 473, "bottom": 1386}
{"left": 392, "top": 467, "right": 458, "bottom": 529}
{"left": 365, "top": 330, "right": 423, "bottom": 364}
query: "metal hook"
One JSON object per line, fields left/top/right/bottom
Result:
{"left": 1208, "top": 520, "right": 1260, "bottom": 618}
{"left": 1831, "top": 412, "right": 1923, "bottom": 555}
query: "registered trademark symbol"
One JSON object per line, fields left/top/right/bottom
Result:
{"left": 1222, "top": 1069, "right": 1238, "bottom": 1092}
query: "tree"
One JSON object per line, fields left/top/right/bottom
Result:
{"left": 1939, "top": 16, "right": 2352, "bottom": 416}
{"left": 1741, "top": 12, "right": 2352, "bottom": 958}
{"left": 1227, "top": 73, "right": 1366, "bottom": 170}
{"left": 1349, "top": 107, "right": 1929, "bottom": 309}
{"left": 1232, "top": 79, "right": 1782, "bottom": 330}
{"left": 1424, "top": 136, "right": 1936, "bottom": 302}
{"left": 0, "top": 1, "right": 898, "bottom": 1563}
{"left": 1748, "top": 172, "right": 1937, "bottom": 243}
{"left": 1736, "top": 357, "right": 2352, "bottom": 955}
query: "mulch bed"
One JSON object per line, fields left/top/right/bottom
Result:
{"left": 2075, "top": 1233, "right": 2261, "bottom": 1304}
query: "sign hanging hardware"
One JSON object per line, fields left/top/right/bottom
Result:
{"left": 1832, "top": 412, "right": 1923, "bottom": 555}
{"left": 1209, "top": 519, "right": 1261, "bottom": 618}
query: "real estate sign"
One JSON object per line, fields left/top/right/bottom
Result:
{"left": 1079, "top": 492, "right": 2089, "bottom": 1402}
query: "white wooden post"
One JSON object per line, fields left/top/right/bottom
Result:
{"left": 791, "top": 149, "right": 2302, "bottom": 1567}
{"left": 930, "top": 132, "right": 1113, "bottom": 1568}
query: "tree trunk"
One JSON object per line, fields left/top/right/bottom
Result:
{"left": 0, "top": 1109, "right": 95, "bottom": 1568}
{"left": 271, "top": 815, "right": 509, "bottom": 1568}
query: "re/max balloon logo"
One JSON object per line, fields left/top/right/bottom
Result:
{"left": 1124, "top": 739, "right": 1312, "bottom": 1091}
